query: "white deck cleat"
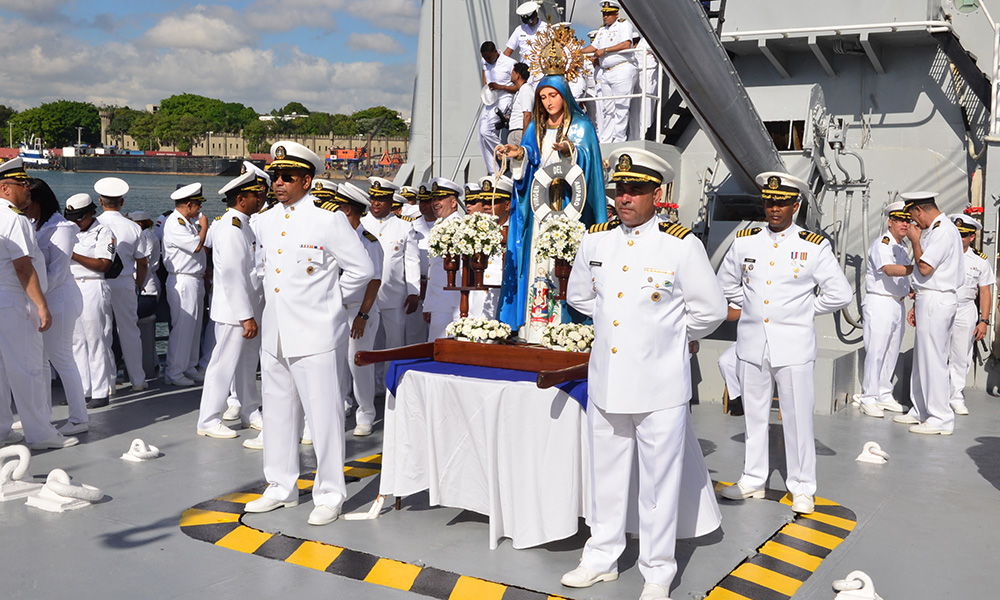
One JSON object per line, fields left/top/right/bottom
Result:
{"left": 0, "top": 445, "right": 42, "bottom": 501}
{"left": 26, "top": 468, "right": 103, "bottom": 512}
{"left": 833, "top": 570, "right": 884, "bottom": 600}
{"left": 855, "top": 441, "right": 889, "bottom": 464}
{"left": 121, "top": 439, "right": 161, "bottom": 462}
{"left": 343, "top": 495, "right": 388, "bottom": 521}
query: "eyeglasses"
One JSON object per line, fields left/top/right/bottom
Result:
{"left": 961, "top": 231, "right": 976, "bottom": 238}
{"left": 274, "top": 173, "right": 300, "bottom": 183}
{"left": 1, "top": 179, "right": 29, "bottom": 188}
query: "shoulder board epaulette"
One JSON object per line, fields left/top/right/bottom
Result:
{"left": 977, "top": 250, "right": 988, "bottom": 260}
{"left": 588, "top": 220, "right": 621, "bottom": 234}
{"left": 798, "top": 230, "right": 824, "bottom": 245}
{"left": 258, "top": 202, "right": 273, "bottom": 214}
{"left": 314, "top": 199, "right": 340, "bottom": 213}
{"left": 659, "top": 222, "right": 692, "bottom": 239}
{"left": 214, "top": 215, "right": 223, "bottom": 221}
{"left": 363, "top": 230, "right": 377, "bottom": 242}
{"left": 399, "top": 214, "right": 415, "bottom": 222}
{"left": 933, "top": 221, "right": 941, "bottom": 229}
{"left": 8, "top": 204, "right": 24, "bottom": 216}
{"left": 177, "top": 217, "right": 185, "bottom": 225}
{"left": 736, "top": 227, "right": 761, "bottom": 238}
{"left": 881, "top": 236, "right": 890, "bottom": 245}
{"left": 232, "top": 216, "right": 242, "bottom": 229}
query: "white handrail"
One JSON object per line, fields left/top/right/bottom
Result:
{"left": 721, "top": 20, "right": 953, "bottom": 41}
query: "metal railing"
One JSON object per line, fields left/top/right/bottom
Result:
{"left": 575, "top": 46, "right": 664, "bottom": 142}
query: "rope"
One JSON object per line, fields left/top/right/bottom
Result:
{"left": 0, "top": 445, "right": 30, "bottom": 483}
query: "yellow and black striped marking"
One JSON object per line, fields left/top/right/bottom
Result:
{"left": 180, "top": 453, "right": 568, "bottom": 600}
{"left": 704, "top": 484, "right": 856, "bottom": 600}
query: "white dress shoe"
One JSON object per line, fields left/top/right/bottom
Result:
{"left": 27, "top": 434, "right": 79, "bottom": 450}
{"left": 791, "top": 494, "right": 815, "bottom": 514}
{"left": 850, "top": 393, "right": 862, "bottom": 407}
{"left": 639, "top": 583, "right": 672, "bottom": 600}
{"left": 719, "top": 481, "right": 765, "bottom": 500}
{"left": 950, "top": 401, "right": 969, "bottom": 416}
{"left": 11, "top": 420, "right": 22, "bottom": 430}
{"left": 353, "top": 424, "right": 373, "bottom": 437}
{"left": 167, "top": 376, "right": 195, "bottom": 387}
{"left": 132, "top": 381, "right": 148, "bottom": 392}
{"left": 58, "top": 421, "right": 89, "bottom": 435}
{"left": 248, "top": 413, "right": 263, "bottom": 431}
{"left": 222, "top": 406, "right": 240, "bottom": 421}
{"left": 244, "top": 496, "right": 298, "bottom": 513}
{"left": 1, "top": 429, "right": 24, "bottom": 446}
{"left": 892, "top": 413, "right": 920, "bottom": 425}
{"left": 909, "top": 422, "right": 953, "bottom": 435}
{"left": 307, "top": 504, "right": 341, "bottom": 526}
{"left": 858, "top": 403, "right": 884, "bottom": 418}
{"left": 301, "top": 422, "right": 312, "bottom": 445}
{"left": 561, "top": 565, "right": 618, "bottom": 588}
{"left": 197, "top": 422, "right": 237, "bottom": 439}
{"left": 243, "top": 432, "right": 264, "bottom": 450}
{"left": 876, "top": 398, "right": 905, "bottom": 413}
{"left": 184, "top": 368, "right": 205, "bottom": 382}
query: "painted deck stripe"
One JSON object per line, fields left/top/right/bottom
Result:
{"left": 326, "top": 547, "right": 382, "bottom": 579}
{"left": 790, "top": 514, "right": 851, "bottom": 538}
{"left": 802, "top": 510, "right": 856, "bottom": 532}
{"left": 716, "top": 574, "right": 790, "bottom": 600}
{"left": 704, "top": 587, "right": 756, "bottom": 600}
{"left": 747, "top": 553, "right": 813, "bottom": 582}
{"left": 190, "top": 498, "right": 250, "bottom": 514}
{"left": 769, "top": 532, "right": 832, "bottom": 559}
{"left": 811, "top": 503, "right": 856, "bottom": 520}
{"left": 216, "top": 525, "right": 272, "bottom": 553}
{"left": 253, "top": 534, "right": 305, "bottom": 561}
{"left": 285, "top": 540, "right": 342, "bottom": 571}
{"left": 215, "top": 492, "right": 263, "bottom": 504}
{"left": 181, "top": 522, "right": 241, "bottom": 543}
{"left": 409, "top": 566, "right": 462, "bottom": 600}
{"left": 757, "top": 541, "right": 823, "bottom": 572}
{"left": 731, "top": 563, "right": 803, "bottom": 597}
{"left": 450, "top": 576, "right": 508, "bottom": 600}
{"left": 364, "top": 557, "right": 423, "bottom": 590}
{"left": 179, "top": 508, "right": 241, "bottom": 527}
{"left": 781, "top": 522, "right": 844, "bottom": 550}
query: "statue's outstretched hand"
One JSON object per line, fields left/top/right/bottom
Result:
{"left": 496, "top": 144, "right": 522, "bottom": 160}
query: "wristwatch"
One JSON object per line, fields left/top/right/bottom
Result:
{"left": 979, "top": 318, "right": 990, "bottom": 325}
{"left": 357, "top": 311, "right": 370, "bottom": 321}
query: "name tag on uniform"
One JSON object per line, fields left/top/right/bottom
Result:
{"left": 590, "top": 261, "right": 602, "bottom": 267}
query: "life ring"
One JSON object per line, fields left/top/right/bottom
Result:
{"left": 0, "top": 445, "right": 30, "bottom": 483}
{"left": 529, "top": 150, "right": 587, "bottom": 225}
{"left": 43, "top": 468, "right": 104, "bottom": 502}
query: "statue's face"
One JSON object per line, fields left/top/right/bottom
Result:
{"left": 538, "top": 86, "right": 565, "bottom": 120}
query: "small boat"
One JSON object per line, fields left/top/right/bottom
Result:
{"left": 19, "top": 136, "right": 50, "bottom": 168}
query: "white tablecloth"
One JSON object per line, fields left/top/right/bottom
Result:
{"left": 380, "top": 369, "right": 721, "bottom": 549}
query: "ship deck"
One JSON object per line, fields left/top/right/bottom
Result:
{"left": 4, "top": 379, "right": 998, "bottom": 599}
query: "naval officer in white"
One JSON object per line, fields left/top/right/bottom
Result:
{"left": 717, "top": 172, "right": 851, "bottom": 515}
{"left": 855, "top": 201, "right": 913, "bottom": 418}
{"left": 423, "top": 178, "right": 465, "bottom": 341}
{"left": 892, "top": 193, "right": 964, "bottom": 434}
{"left": 196, "top": 171, "right": 265, "bottom": 439}
{"left": 582, "top": 1, "right": 639, "bottom": 143}
{"left": 244, "top": 141, "right": 374, "bottom": 526}
{"left": 564, "top": 149, "right": 726, "bottom": 600}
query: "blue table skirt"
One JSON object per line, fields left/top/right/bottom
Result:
{"left": 385, "top": 358, "right": 588, "bottom": 409}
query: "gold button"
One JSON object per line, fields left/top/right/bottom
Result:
{"left": 647, "top": 277, "right": 653, "bottom": 282}
{"left": 285, "top": 214, "right": 290, "bottom": 219}
{"left": 794, "top": 275, "right": 798, "bottom": 279}
{"left": 634, "top": 230, "right": 640, "bottom": 235}
{"left": 611, "top": 347, "right": 618, "bottom": 354}
{"left": 770, "top": 261, "right": 774, "bottom": 266}
{"left": 486, "top": 274, "right": 491, "bottom": 279}
{"left": 290, "top": 206, "right": 295, "bottom": 211}
{"left": 764, "top": 300, "right": 769, "bottom": 304}
{"left": 278, "top": 249, "right": 283, "bottom": 254}
{"left": 628, "top": 240, "right": 634, "bottom": 246}
{"left": 764, "top": 318, "right": 769, "bottom": 323}
{"left": 622, "top": 265, "right": 629, "bottom": 272}
{"left": 281, "top": 231, "right": 286, "bottom": 236}
{"left": 617, "top": 292, "right": 623, "bottom": 298}
{"left": 274, "top": 288, "right": 280, "bottom": 293}
{"left": 794, "top": 268, "right": 800, "bottom": 273}
{"left": 767, "top": 280, "right": 771, "bottom": 285}
{"left": 276, "top": 268, "right": 281, "bottom": 273}
{"left": 773, "top": 243, "right": 778, "bottom": 248}
{"left": 613, "top": 320, "right": 619, "bottom": 326}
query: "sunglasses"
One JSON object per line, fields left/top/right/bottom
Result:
{"left": 274, "top": 173, "right": 303, "bottom": 183}
{"left": 961, "top": 231, "right": 976, "bottom": 238}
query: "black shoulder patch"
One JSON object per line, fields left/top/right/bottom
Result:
{"left": 232, "top": 216, "right": 242, "bottom": 229}
{"left": 881, "top": 236, "right": 890, "bottom": 245}
{"left": 7, "top": 204, "right": 24, "bottom": 216}
{"left": 798, "top": 230, "right": 824, "bottom": 245}
{"left": 736, "top": 227, "right": 762, "bottom": 238}
{"left": 659, "top": 222, "right": 692, "bottom": 239}
{"left": 588, "top": 220, "right": 621, "bottom": 234}
{"left": 363, "top": 230, "right": 377, "bottom": 242}
{"left": 933, "top": 221, "right": 941, "bottom": 230}
{"left": 977, "top": 250, "right": 988, "bottom": 261}
{"left": 314, "top": 199, "right": 340, "bottom": 213}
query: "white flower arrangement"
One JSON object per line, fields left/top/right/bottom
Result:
{"left": 445, "top": 316, "right": 513, "bottom": 343}
{"left": 428, "top": 217, "right": 464, "bottom": 257}
{"left": 536, "top": 214, "right": 586, "bottom": 261}
{"left": 429, "top": 213, "right": 504, "bottom": 258}
{"left": 540, "top": 323, "right": 595, "bottom": 352}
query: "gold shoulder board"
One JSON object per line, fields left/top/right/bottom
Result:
{"left": 177, "top": 217, "right": 185, "bottom": 225}
{"left": 363, "top": 230, "right": 377, "bottom": 242}
{"left": 977, "top": 250, "right": 988, "bottom": 260}
{"left": 798, "top": 230, "right": 823, "bottom": 244}
{"left": 659, "top": 222, "right": 692, "bottom": 239}
{"left": 214, "top": 215, "right": 223, "bottom": 221}
{"left": 8, "top": 204, "right": 24, "bottom": 216}
{"left": 232, "top": 216, "right": 242, "bottom": 229}
{"left": 736, "top": 227, "right": 761, "bottom": 238}
{"left": 881, "top": 236, "right": 890, "bottom": 245}
{"left": 314, "top": 199, "right": 339, "bottom": 213}
{"left": 933, "top": 221, "right": 941, "bottom": 229}
{"left": 399, "top": 214, "right": 415, "bottom": 222}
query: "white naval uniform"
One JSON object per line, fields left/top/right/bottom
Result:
{"left": 361, "top": 212, "right": 420, "bottom": 350}
{"left": 718, "top": 224, "right": 851, "bottom": 496}
{"left": 38, "top": 214, "right": 87, "bottom": 425}
{"left": 97, "top": 210, "right": 148, "bottom": 386}
{"left": 197, "top": 210, "right": 263, "bottom": 431}
{"left": 346, "top": 225, "right": 384, "bottom": 428}
{"left": 468, "top": 219, "right": 506, "bottom": 319}
{"left": 0, "top": 200, "right": 60, "bottom": 445}
{"left": 718, "top": 342, "right": 740, "bottom": 401}
{"left": 138, "top": 227, "right": 161, "bottom": 301}
{"left": 256, "top": 195, "right": 374, "bottom": 510}
{"left": 69, "top": 222, "right": 115, "bottom": 402}
{"left": 859, "top": 231, "right": 910, "bottom": 406}
{"left": 505, "top": 20, "right": 549, "bottom": 79}
{"left": 949, "top": 247, "right": 993, "bottom": 408}
{"left": 424, "top": 212, "right": 464, "bottom": 341}
{"left": 567, "top": 217, "right": 726, "bottom": 587}
{"left": 480, "top": 53, "right": 516, "bottom": 175}
{"left": 406, "top": 216, "right": 434, "bottom": 345}
{"left": 593, "top": 19, "right": 638, "bottom": 143}
{"left": 162, "top": 210, "right": 207, "bottom": 381}
{"left": 628, "top": 38, "right": 659, "bottom": 141}
{"left": 907, "top": 215, "right": 964, "bottom": 431}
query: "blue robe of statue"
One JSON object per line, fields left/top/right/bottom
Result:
{"left": 498, "top": 75, "right": 606, "bottom": 330}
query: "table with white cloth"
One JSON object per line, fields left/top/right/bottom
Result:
{"left": 378, "top": 360, "right": 722, "bottom": 550}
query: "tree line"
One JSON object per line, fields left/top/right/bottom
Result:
{"left": 1, "top": 94, "right": 409, "bottom": 153}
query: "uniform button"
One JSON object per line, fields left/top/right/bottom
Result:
{"left": 627, "top": 240, "right": 634, "bottom": 246}
{"left": 285, "top": 214, "right": 290, "bottom": 219}
{"left": 764, "top": 300, "right": 769, "bottom": 304}
{"left": 794, "top": 268, "right": 800, "bottom": 273}
{"left": 613, "top": 320, "right": 619, "bottom": 326}
{"left": 766, "top": 280, "right": 771, "bottom": 285}
{"left": 290, "top": 206, "right": 295, "bottom": 211}
{"left": 276, "top": 268, "right": 281, "bottom": 273}
{"left": 278, "top": 249, "right": 283, "bottom": 254}
{"left": 770, "top": 261, "right": 774, "bottom": 266}
{"left": 617, "top": 292, "right": 623, "bottom": 298}
{"left": 622, "top": 265, "right": 629, "bottom": 272}
{"left": 774, "top": 243, "right": 778, "bottom": 248}
{"left": 281, "top": 231, "right": 286, "bottom": 236}
{"left": 612, "top": 347, "right": 618, "bottom": 354}
{"left": 764, "top": 318, "right": 769, "bottom": 323}
{"left": 274, "top": 287, "right": 280, "bottom": 293}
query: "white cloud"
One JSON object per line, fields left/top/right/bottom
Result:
{"left": 344, "top": 0, "right": 420, "bottom": 36}
{"left": 346, "top": 32, "right": 405, "bottom": 55}
{"left": 142, "top": 11, "right": 253, "bottom": 52}
{"left": 244, "top": 0, "right": 339, "bottom": 33}
{"left": 1, "top": 0, "right": 70, "bottom": 23}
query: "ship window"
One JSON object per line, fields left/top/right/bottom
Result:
{"left": 764, "top": 120, "right": 806, "bottom": 151}
{"left": 712, "top": 196, "right": 765, "bottom": 222}
{"left": 955, "top": 0, "right": 980, "bottom": 13}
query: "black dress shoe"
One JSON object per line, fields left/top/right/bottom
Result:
{"left": 728, "top": 396, "right": 744, "bottom": 416}
{"left": 87, "top": 397, "right": 110, "bottom": 409}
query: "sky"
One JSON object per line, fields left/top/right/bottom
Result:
{"left": 0, "top": 0, "right": 607, "bottom": 118}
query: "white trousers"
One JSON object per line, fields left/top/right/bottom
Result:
{"left": 378, "top": 306, "right": 406, "bottom": 350}
{"left": 860, "top": 294, "right": 905, "bottom": 404}
{"left": 427, "top": 308, "right": 460, "bottom": 342}
{"left": 598, "top": 63, "right": 638, "bottom": 143}
{"left": 949, "top": 302, "right": 978, "bottom": 405}
{"left": 908, "top": 291, "right": 957, "bottom": 430}
{"left": 580, "top": 404, "right": 686, "bottom": 587}
{"left": 0, "top": 294, "right": 59, "bottom": 444}
{"left": 43, "top": 294, "right": 87, "bottom": 424}
{"left": 479, "top": 106, "right": 503, "bottom": 175}
{"left": 347, "top": 307, "right": 380, "bottom": 427}
{"left": 405, "top": 298, "right": 428, "bottom": 345}
{"left": 72, "top": 279, "right": 113, "bottom": 400}
{"left": 718, "top": 343, "right": 740, "bottom": 399}
{"left": 739, "top": 356, "right": 816, "bottom": 496}
{"left": 107, "top": 277, "right": 146, "bottom": 385}
{"left": 261, "top": 346, "right": 347, "bottom": 508}
{"left": 165, "top": 274, "right": 204, "bottom": 381}
{"left": 197, "top": 321, "right": 261, "bottom": 430}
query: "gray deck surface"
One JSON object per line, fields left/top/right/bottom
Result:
{"left": 3, "top": 380, "right": 999, "bottom": 599}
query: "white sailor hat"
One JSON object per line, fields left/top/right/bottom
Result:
{"left": 170, "top": 182, "right": 205, "bottom": 203}
{"left": 478, "top": 175, "right": 513, "bottom": 199}
{"left": 884, "top": 201, "right": 910, "bottom": 220}
{"left": 756, "top": 171, "right": 807, "bottom": 201}
{"left": 464, "top": 183, "right": 483, "bottom": 204}
{"left": 127, "top": 210, "right": 152, "bottom": 222}
{"left": 399, "top": 186, "right": 419, "bottom": 202}
{"left": 368, "top": 176, "right": 398, "bottom": 200}
{"left": 336, "top": 181, "right": 372, "bottom": 210}
{"left": 391, "top": 192, "right": 406, "bottom": 207}
{"left": 268, "top": 140, "right": 324, "bottom": 176}
{"left": 417, "top": 183, "right": 433, "bottom": 201}
{"left": 900, "top": 191, "right": 939, "bottom": 212}
{"left": 607, "top": 148, "right": 675, "bottom": 186}
{"left": 516, "top": 1, "right": 540, "bottom": 17}
{"left": 65, "top": 193, "right": 97, "bottom": 220}
{"left": 219, "top": 171, "right": 263, "bottom": 199}
{"left": 606, "top": 195, "right": 616, "bottom": 208}
{"left": 951, "top": 213, "right": 982, "bottom": 233}
{"left": 429, "top": 177, "right": 462, "bottom": 198}
{"left": 94, "top": 176, "right": 129, "bottom": 198}
{"left": 311, "top": 179, "right": 339, "bottom": 201}
{"left": 242, "top": 160, "right": 271, "bottom": 188}
{"left": 0, "top": 157, "right": 29, "bottom": 181}
{"left": 600, "top": 1, "right": 621, "bottom": 13}
{"left": 587, "top": 29, "right": 598, "bottom": 39}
